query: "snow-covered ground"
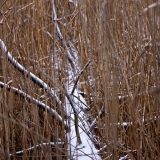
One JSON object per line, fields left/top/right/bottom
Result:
{"left": 66, "top": 82, "right": 101, "bottom": 160}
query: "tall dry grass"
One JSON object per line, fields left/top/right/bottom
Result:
{"left": 0, "top": 0, "right": 160, "bottom": 159}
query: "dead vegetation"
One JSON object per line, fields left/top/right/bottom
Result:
{"left": 0, "top": 0, "right": 160, "bottom": 159}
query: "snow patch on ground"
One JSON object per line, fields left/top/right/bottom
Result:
{"left": 67, "top": 83, "right": 101, "bottom": 160}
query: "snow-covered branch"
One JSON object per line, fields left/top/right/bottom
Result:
{"left": 51, "top": 0, "right": 76, "bottom": 73}
{"left": 143, "top": 1, "right": 160, "bottom": 13}
{"left": 63, "top": 83, "right": 82, "bottom": 144}
{"left": 10, "top": 142, "right": 64, "bottom": 158}
{"left": 0, "top": 38, "right": 67, "bottom": 117}
{"left": 0, "top": 81, "right": 69, "bottom": 131}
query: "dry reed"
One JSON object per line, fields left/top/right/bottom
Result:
{"left": 0, "top": 0, "right": 160, "bottom": 159}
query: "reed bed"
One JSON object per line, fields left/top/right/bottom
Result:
{"left": 0, "top": 0, "right": 160, "bottom": 159}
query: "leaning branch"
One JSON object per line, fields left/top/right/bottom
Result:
{"left": 62, "top": 83, "right": 82, "bottom": 144}
{"left": 0, "top": 39, "right": 66, "bottom": 116}
{"left": 71, "top": 60, "right": 90, "bottom": 95}
{"left": 143, "top": 1, "right": 160, "bottom": 13}
{"left": 63, "top": 84, "right": 94, "bottom": 142}
{"left": 0, "top": 81, "right": 69, "bottom": 131}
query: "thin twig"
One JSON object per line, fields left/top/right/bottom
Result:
{"left": 90, "top": 106, "right": 104, "bottom": 130}
{"left": 71, "top": 60, "right": 90, "bottom": 95}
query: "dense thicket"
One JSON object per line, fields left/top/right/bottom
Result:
{"left": 0, "top": 0, "right": 160, "bottom": 159}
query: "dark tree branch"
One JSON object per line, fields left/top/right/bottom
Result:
{"left": 71, "top": 60, "right": 90, "bottom": 95}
